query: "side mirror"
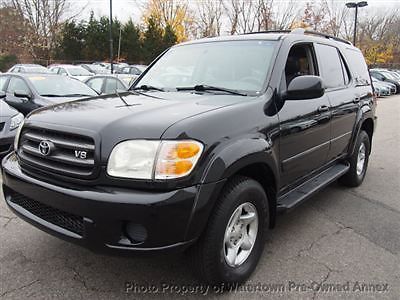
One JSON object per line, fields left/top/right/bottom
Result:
{"left": 0, "top": 91, "right": 5, "bottom": 99}
{"left": 285, "top": 75, "right": 325, "bottom": 100}
{"left": 14, "top": 90, "right": 31, "bottom": 100}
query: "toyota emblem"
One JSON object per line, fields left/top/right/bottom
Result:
{"left": 38, "top": 141, "right": 52, "bottom": 156}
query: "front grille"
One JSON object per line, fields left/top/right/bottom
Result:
{"left": 8, "top": 190, "right": 84, "bottom": 235}
{"left": 18, "top": 126, "right": 96, "bottom": 179}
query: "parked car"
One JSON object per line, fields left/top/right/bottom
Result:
{"left": 117, "top": 65, "right": 142, "bottom": 76}
{"left": 370, "top": 69, "right": 400, "bottom": 93}
{"left": 372, "top": 77, "right": 391, "bottom": 96}
{"left": 49, "top": 65, "right": 94, "bottom": 81}
{"left": 0, "top": 93, "right": 24, "bottom": 158}
{"left": 0, "top": 73, "right": 98, "bottom": 115}
{"left": 132, "top": 64, "right": 148, "bottom": 73}
{"left": 8, "top": 64, "right": 50, "bottom": 74}
{"left": 84, "top": 75, "right": 128, "bottom": 94}
{"left": 2, "top": 29, "right": 376, "bottom": 285}
{"left": 80, "top": 64, "right": 108, "bottom": 75}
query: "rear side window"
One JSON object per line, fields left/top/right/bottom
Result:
{"left": 315, "top": 44, "right": 344, "bottom": 89}
{"left": 86, "top": 77, "right": 104, "bottom": 93}
{"left": 344, "top": 48, "right": 370, "bottom": 86}
{"left": 104, "top": 78, "right": 125, "bottom": 93}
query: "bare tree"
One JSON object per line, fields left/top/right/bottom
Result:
{"left": 223, "top": 0, "right": 241, "bottom": 35}
{"left": 271, "top": 0, "right": 300, "bottom": 30}
{"left": 9, "top": 0, "right": 85, "bottom": 60}
{"left": 196, "top": 0, "right": 223, "bottom": 37}
{"left": 256, "top": 0, "right": 274, "bottom": 31}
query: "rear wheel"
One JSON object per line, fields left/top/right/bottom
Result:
{"left": 190, "top": 176, "right": 269, "bottom": 285}
{"left": 340, "top": 130, "right": 370, "bottom": 187}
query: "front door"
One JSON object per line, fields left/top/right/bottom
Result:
{"left": 278, "top": 43, "right": 331, "bottom": 188}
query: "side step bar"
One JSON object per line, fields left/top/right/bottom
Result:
{"left": 277, "top": 163, "right": 350, "bottom": 213}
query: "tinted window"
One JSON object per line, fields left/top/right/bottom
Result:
{"left": 315, "top": 44, "right": 344, "bottom": 89}
{"left": 58, "top": 68, "right": 67, "bottom": 75}
{"left": 86, "top": 78, "right": 104, "bottom": 93}
{"left": 371, "top": 72, "right": 384, "bottom": 81}
{"left": 339, "top": 53, "right": 350, "bottom": 85}
{"left": 344, "top": 48, "right": 371, "bottom": 86}
{"left": 7, "top": 77, "right": 30, "bottom": 94}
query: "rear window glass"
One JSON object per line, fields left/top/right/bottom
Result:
{"left": 344, "top": 48, "right": 370, "bottom": 86}
{"left": 315, "top": 44, "right": 345, "bottom": 89}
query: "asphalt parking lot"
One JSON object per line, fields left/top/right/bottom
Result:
{"left": 1, "top": 95, "right": 399, "bottom": 299}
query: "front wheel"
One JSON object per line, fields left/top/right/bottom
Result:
{"left": 340, "top": 130, "right": 371, "bottom": 187}
{"left": 190, "top": 176, "right": 269, "bottom": 285}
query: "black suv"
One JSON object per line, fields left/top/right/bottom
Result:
{"left": 2, "top": 29, "right": 376, "bottom": 285}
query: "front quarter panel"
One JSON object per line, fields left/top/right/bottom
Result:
{"left": 161, "top": 93, "right": 280, "bottom": 187}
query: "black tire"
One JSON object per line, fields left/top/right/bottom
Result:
{"left": 190, "top": 175, "right": 269, "bottom": 285}
{"left": 339, "top": 130, "right": 370, "bottom": 187}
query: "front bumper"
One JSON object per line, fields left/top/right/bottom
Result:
{"left": 2, "top": 153, "right": 224, "bottom": 254}
{"left": 0, "top": 133, "right": 15, "bottom": 159}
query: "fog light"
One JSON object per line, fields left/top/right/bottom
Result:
{"left": 125, "top": 223, "right": 147, "bottom": 244}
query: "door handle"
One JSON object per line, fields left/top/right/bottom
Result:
{"left": 317, "top": 105, "right": 329, "bottom": 113}
{"left": 353, "top": 96, "right": 361, "bottom": 103}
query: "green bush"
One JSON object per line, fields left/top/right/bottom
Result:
{"left": 0, "top": 54, "right": 18, "bottom": 72}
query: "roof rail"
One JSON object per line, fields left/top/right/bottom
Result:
{"left": 244, "top": 28, "right": 352, "bottom": 46}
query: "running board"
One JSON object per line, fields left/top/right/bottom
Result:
{"left": 277, "top": 163, "right": 350, "bottom": 212}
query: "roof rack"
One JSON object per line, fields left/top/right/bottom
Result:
{"left": 245, "top": 28, "right": 352, "bottom": 45}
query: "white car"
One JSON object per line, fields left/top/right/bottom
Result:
{"left": 49, "top": 65, "right": 94, "bottom": 81}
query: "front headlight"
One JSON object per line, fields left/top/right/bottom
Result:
{"left": 13, "top": 119, "right": 24, "bottom": 150}
{"left": 107, "top": 140, "right": 204, "bottom": 180}
{"left": 10, "top": 113, "right": 24, "bottom": 131}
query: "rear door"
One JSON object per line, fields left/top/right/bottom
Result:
{"left": 314, "top": 43, "right": 358, "bottom": 161}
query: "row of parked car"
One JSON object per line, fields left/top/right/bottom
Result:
{"left": 8, "top": 62, "right": 147, "bottom": 86}
{"left": 370, "top": 68, "right": 400, "bottom": 96}
{"left": 0, "top": 62, "right": 148, "bottom": 158}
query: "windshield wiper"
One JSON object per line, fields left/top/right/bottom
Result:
{"left": 176, "top": 85, "right": 247, "bottom": 96}
{"left": 40, "top": 94, "right": 63, "bottom": 97}
{"left": 132, "top": 85, "right": 165, "bottom": 92}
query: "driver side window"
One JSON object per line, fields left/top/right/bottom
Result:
{"left": 284, "top": 44, "right": 317, "bottom": 88}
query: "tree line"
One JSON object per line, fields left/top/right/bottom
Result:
{"left": 54, "top": 13, "right": 177, "bottom": 64}
{"left": 0, "top": 0, "right": 399, "bottom": 69}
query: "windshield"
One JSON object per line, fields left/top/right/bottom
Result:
{"left": 135, "top": 40, "right": 277, "bottom": 94}
{"left": 29, "top": 76, "right": 98, "bottom": 97}
{"left": 66, "top": 67, "right": 92, "bottom": 76}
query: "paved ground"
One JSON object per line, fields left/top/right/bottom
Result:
{"left": 0, "top": 95, "right": 399, "bottom": 299}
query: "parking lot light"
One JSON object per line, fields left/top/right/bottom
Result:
{"left": 346, "top": 1, "right": 368, "bottom": 46}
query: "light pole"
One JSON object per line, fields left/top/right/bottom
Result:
{"left": 346, "top": 1, "right": 368, "bottom": 46}
{"left": 117, "top": 27, "right": 122, "bottom": 63}
{"left": 109, "top": 0, "right": 114, "bottom": 74}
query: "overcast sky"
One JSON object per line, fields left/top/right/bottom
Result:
{"left": 80, "top": 0, "right": 400, "bottom": 23}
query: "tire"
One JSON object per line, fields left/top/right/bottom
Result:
{"left": 339, "top": 130, "right": 370, "bottom": 187}
{"left": 190, "top": 175, "right": 269, "bottom": 285}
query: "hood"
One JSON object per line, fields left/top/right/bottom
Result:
{"left": 27, "top": 91, "right": 251, "bottom": 140}
{"left": 0, "top": 100, "right": 18, "bottom": 118}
